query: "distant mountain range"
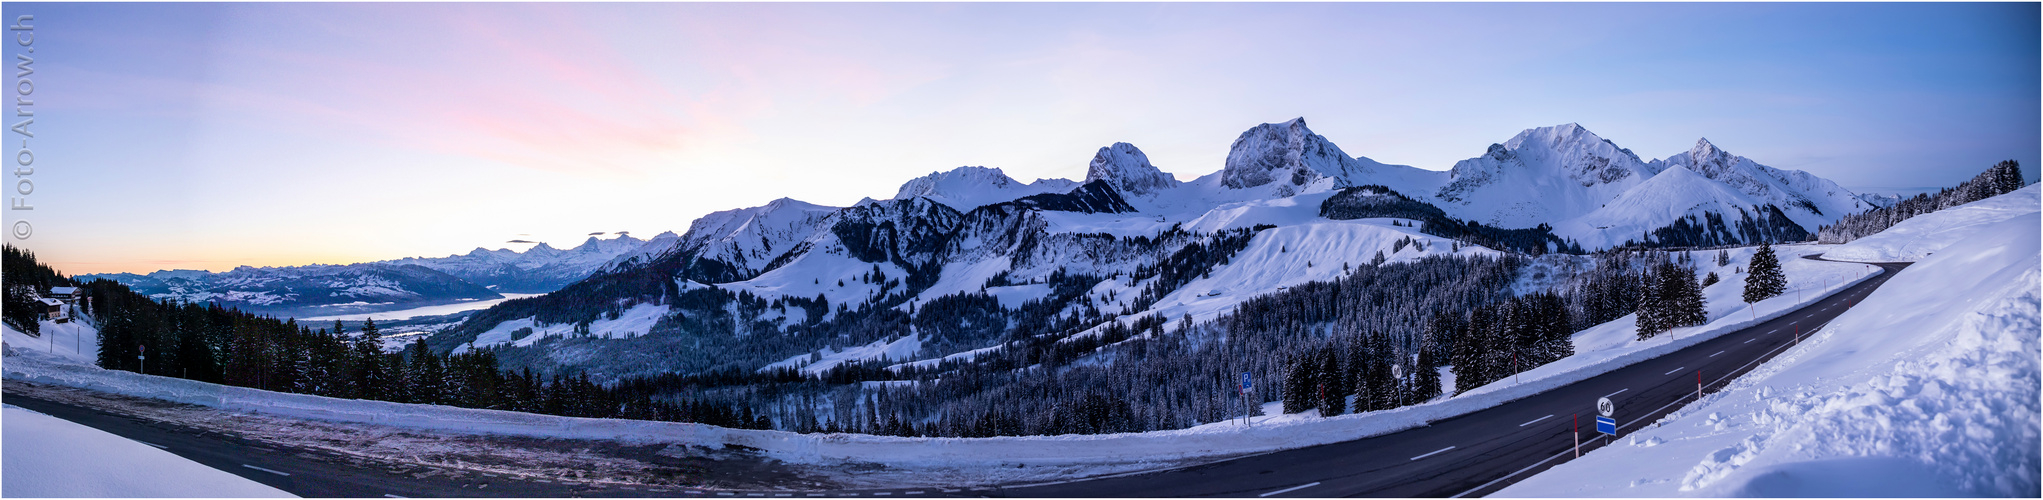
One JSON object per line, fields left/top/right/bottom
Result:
{"left": 79, "top": 234, "right": 665, "bottom": 317}
{"left": 415, "top": 117, "right": 1876, "bottom": 381}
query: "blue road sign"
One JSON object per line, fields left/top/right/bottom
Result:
{"left": 1241, "top": 372, "right": 1253, "bottom": 393}
{"left": 1595, "top": 416, "right": 1617, "bottom": 435}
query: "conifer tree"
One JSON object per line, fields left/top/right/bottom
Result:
{"left": 1317, "top": 345, "right": 1346, "bottom": 417}
{"left": 1636, "top": 269, "right": 1665, "bottom": 340}
{"left": 1411, "top": 328, "right": 1443, "bottom": 402}
{"left": 1668, "top": 263, "right": 1708, "bottom": 329}
{"left": 1744, "top": 243, "right": 1786, "bottom": 305}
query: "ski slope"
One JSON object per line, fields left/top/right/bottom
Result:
{"left": 1499, "top": 189, "right": 2041, "bottom": 497}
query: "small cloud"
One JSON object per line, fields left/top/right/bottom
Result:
{"left": 588, "top": 232, "right": 607, "bottom": 236}
{"left": 507, "top": 239, "right": 539, "bottom": 244}
{"left": 615, "top": 231, "right": 630, "bottom": 235}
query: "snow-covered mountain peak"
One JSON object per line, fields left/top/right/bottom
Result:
{"left": 1650, "top": 138, "right": 1865, "bottom": 231}
{"left": 892, "top": 166, "right": 1074, "bottom": 210}
{"left": 1689, "top": 137, "right": 1727, "bottom": 163}
{"left": 1086, "top": 142, "right": 1179, "bottom": 196}
{"left": 1434, "top": 123, "right": 1658, "bottom": 228}
{"left": 1220, "top": 117, "right": 1418, "bottom": 198}
{"left": 524, "top": 242, "right": 561, "bottom": 257}
{"left": 674, "top": 197, "right": 840, "bottom": 275}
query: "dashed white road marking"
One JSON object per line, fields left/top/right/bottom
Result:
{"left": 1259, "top": 482, "right": 1321, "bottom": 497}
{"left": 1664, "top": 367, "right": 1686, "bottom": 376}
{"left": 1411, "top": 446, "right": 1455, "bottom": 461}
{"left": 242, "top": 464, "right": 291, "bottom": 476}
{"left": 1711, "top": 351, "right": 1724, "bottom": 357}
{"left": 1603, "top": 388, "right": 1628, "bottom": 398}
{"left": 1519, "top": 415, "right": 1553, "bottom": 427}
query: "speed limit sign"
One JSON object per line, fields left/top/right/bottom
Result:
{"left": 1597, "top": 397, "right": 1614, "bottom": 417}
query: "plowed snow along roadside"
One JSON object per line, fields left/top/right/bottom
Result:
{"left": 1498, "top": 196, "right": 2040, "bottom": 497}
{"left": 3, "top": 402, "right": 295, "bottom": 497}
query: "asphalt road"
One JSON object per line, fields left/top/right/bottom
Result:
{"left": 5, "top": 257, "right": 1906, "bottom": 498}
{"left": 1008, "top": 257, "right": 1908, "bottom": 498}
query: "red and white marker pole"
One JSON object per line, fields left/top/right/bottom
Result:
{"left": 1573, "top": 414, "right": 1580, "bottom": 458}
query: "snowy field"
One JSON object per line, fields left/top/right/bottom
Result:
{"left": 1499, "top": 188, "right": 2040, "bottom": 497}
{"left": 2, "top": 403, "right": 293, "bottom": 497}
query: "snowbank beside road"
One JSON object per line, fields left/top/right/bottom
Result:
{"left": 1498, "top": 208, "right": 2040, "bottom": 497}
{"left": 2, "top": 404, "right": 295, "bottom": 497}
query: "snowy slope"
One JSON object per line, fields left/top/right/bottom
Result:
{"left": 455, "top": 301, "right": 672, "bottom": 354}
{"left": 1555, "top": 166, "right": 1771, "bottom": 249}
{"left": 1498, "top": 208, "right": 2040, "bottom": 497}
{"left": 1132, "top": 219, "right": 1496, "bottom": 331}
{"left": 1823, "top": 184, "right": 2040, "bottom": 262}
{"left": 3, "top": 404, "right": 295, "bottom": 498}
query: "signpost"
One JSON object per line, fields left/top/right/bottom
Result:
{"left": 1240, "top": 371, "right": 1253, "bottom": 428}
{"left": 1595, "top": 396, "right": 1616, "bottom": 437}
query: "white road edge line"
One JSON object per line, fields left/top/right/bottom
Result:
{"left": 1258, "top": 482, "right": 1321, "bottom": 497}
{"left": 1664, "top": 367, "right": 1686, "bottom": 376}
{"left": 1411, "top": 446, "right": 1456, "bottom": 461}
{"left": 1519, "top": 415, "right": 1553, "bottom": 427}
{"left": 1449, "top": 435, "right": 1598, "bottom": 498}
{"left": 242, "top": 464, "right": 291, "bottom": 476}
{"left": 1603, "top": 388, "right": 1627, "bottom": 399}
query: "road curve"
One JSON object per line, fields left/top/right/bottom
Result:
{"left": 1004, "top": 257, "right": 1908, "bottom": 498}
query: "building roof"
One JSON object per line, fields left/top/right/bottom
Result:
{"left": 48, "top": 286, "right": 78, "bottom": 295}
{"left": 36, "top": 298, "right": 63, "bottom": 307}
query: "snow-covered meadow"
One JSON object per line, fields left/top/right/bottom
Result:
{"left": 1498, "top": 187, "right": 2040, "bottom": 497}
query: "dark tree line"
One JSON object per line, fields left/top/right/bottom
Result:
{"left": 3, "top": 244, "right": 72, "bottom": 336}
{"left": 1819, "top": 160, "right": 2027, "bottom": 244}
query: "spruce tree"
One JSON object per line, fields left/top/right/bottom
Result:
{"left": 1283, "top": 352, "right": 1316, "bottom": 414}
{"left": 1636, "top": 269, "right": 1665, "bottom": 340}
{"left": 1411, "top": 329, "right": 1443, "bottom": 402}
{"left": 1744, "top": 243, "right": 1786, "bottom": 305}
{"left": 1318, "top": 346, "right": 1346, "bottom": 417}
{"left": 1667, "top": 262, "right": 1708, "bottom": 329}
